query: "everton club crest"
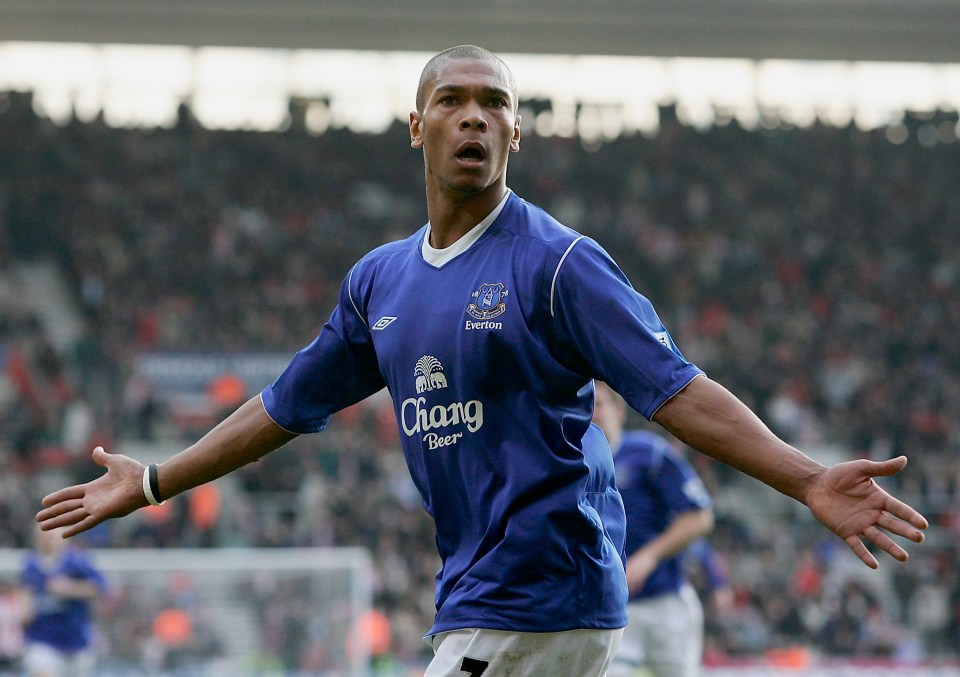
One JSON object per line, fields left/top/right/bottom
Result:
{"left": 467, "top": 282, "right": 508, "bottom": 320}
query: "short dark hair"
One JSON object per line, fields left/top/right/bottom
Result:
{"left": 416, "top": 45, "right": 518, "bottom": 113}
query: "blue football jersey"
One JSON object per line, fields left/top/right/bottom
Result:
{"left": 262, "top": 191, "right": 703, "bottom": 635}
{"left": 613, "top": 430, "right": 713, "bottom": 600}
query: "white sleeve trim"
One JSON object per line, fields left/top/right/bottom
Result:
{"left": 346, "top": 264, "right": 369, "bottom": 330}
{"left": 649, "top": 373, "right": 705, "bottom": 420}
{"left": 550, "top": 236, "right": 585, "bottom": 318}
{"left": 258, "top": 392, "right": 300, "bottom": 436}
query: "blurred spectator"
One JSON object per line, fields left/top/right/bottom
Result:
{"left": 0, "top": 573, "right": 29, "bottom": 675}
{"left": 19, "top": 525, "right": 107, "bottom": 677}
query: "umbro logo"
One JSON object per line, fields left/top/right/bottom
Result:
{"left": 372, "top": 316, "right": 397, "bottom": 331}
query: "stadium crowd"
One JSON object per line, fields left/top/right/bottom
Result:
{"left": 2, "top": 88, "right": 960, "bottom": 671}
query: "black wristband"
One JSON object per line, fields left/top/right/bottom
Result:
{"left": 148, "top": 463, "right": 164, "bottom": 503}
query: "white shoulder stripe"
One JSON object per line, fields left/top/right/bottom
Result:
{"left": 346, "top": 265, "right": 369, "bottom": 330}
{"left": 550, "top": 236, "right": 586, "bottom": 318}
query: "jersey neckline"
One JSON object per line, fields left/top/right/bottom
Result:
{"left": 421, "top": 190, "right": 511, "bottom": 268}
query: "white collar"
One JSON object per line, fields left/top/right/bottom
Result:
{"left": 422, "top": 191, "right": 511, "bottom": 267}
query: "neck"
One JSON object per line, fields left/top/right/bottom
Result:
{"left": 426, "top": 183, "right": 507, "bottom": 249}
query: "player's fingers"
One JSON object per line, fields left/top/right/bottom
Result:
{"left": 863, "top": 455, "right": 908, "bottom": 478}
{"left": 877, "top": 510, "right": 926, "bottom": 542}
{"left": 37, "top": 505, "right": 89, "bottom": 531}
{"left": 863, "top": 525, "right": 908, "bottom": 563}
{"left": 844, "top": 534, "right": 879, "bottom": 570}
{"left": 91, "top": 445, "right": 109, "bottom": 466}
{"left": 40, "top": 485, "right": 85, "bottom": 508}
{"left": 879, "top": 494, "right": 929, "bottom": 532}
{"left": 62, "top": 513, "right": 103, "bottom": 539}
{"left": 36, "top": 497, "right": 85, "bottom": 522}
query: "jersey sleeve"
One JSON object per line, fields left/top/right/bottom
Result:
{"left": 549, "top": 237, "right": 703, "bottom": 419}
{"left": 260, "top": 263, "right": 386, "bottom": 434}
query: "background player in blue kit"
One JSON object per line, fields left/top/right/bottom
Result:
{"left": 593, "top": 380, "right": 714, "bottom": 677}
{"left": 20, "top": 525, "right": 106, "bottom": 677}
{"left": 36, "top": 45, "right": 929, "bottom": 676}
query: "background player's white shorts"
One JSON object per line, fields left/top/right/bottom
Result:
{"left": 606, "top": 583, "right": 704, "bottom": 677}
{"left": 22, "top": 642, "right": 96, "bottom": 677}
{"left": 425, "top": 627, "right": 624, "bottom": 677}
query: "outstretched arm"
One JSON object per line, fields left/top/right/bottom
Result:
{"left": 652, "top": 376, "right": 928, "bottom": 568}
{"left": 36, "top": 395, "right": 297, "bottom": 537}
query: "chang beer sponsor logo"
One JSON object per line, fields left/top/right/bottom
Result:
{"left": 414, "top": 355, "right": 447, "bottom": 393}
{"left": 401, "top": 356, "right": 484, "bottom": 450}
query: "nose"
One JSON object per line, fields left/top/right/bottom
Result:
{"left": 459, "top": 101, "right": 488, "bottom": 131}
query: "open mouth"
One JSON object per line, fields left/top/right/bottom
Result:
{"left": 456, "top": 144, "right": 486, "bottom": 164}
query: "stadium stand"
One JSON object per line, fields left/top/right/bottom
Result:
{"left": 2, "top": 88, "right": 959, "bottom": 670}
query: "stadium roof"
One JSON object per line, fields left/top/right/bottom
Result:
{"left": 2, "top": 0, "right": 960, "bottom": 64}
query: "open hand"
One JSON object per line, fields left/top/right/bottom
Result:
{"left": 36, "top": 446, "right": 148, "bottom": 538}
{"left": 805, "top": 456, "right": 927, "bottom": 568}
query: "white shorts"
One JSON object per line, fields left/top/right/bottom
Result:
{"left": 606, "top": 583, "right": 704, "bottom": 677}
{"left": 23, "top": 642, "right": 96, "bottom": 677}
{"left": 425, "top": 627, "right": 624, "bottom": 677}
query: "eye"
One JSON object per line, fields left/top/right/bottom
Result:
{"left": 489, "top": 97, "right": 508, "bottom": 108}
{"left": 438, "top": 95, "right": 458, "bottom": 105}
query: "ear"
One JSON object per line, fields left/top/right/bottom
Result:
{"left": 410, "top": 111, "right": 424, "bottom": 149}
{"left": 510, "top": 114, "right": 521, "bottom": 152}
